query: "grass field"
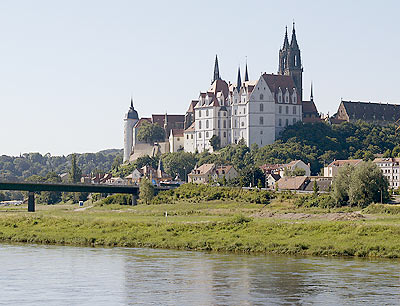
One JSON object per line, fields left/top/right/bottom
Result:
{"left": 0, "top": 199, "right": 399, "bottom": 258}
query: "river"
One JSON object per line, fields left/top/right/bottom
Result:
{"left": 0, "top": 244, "right": 398, "bottom": 305}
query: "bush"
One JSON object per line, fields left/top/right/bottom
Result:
{"left": 295, "top": 194, "right": 335, "bottom": 208}
{"left": 100, "top": 194, "right": 132, "bottom": 205}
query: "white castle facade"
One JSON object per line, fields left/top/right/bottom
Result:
{"left": 124, "top": 24, "right": 310, "bottom": 161}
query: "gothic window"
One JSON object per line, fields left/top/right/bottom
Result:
{"left": 260, "top": 104, "right": 264, "bottom": 112}
{"left": 260, "top": 94, "right": 264, "bottom": 100}
{"left": 286, "top": 106, "right": 289, "bottom": 114}
{"left": 206, "top": 120, "right": 209, "bottom": 129}
{"left": 279, "top": 106, "right": 282, "bottom": 114}
{"left": 259, "top": 116, "right": 264, "bottom": 125}
{"left": 293, "top": 106, "right": 296, "bottom": 114}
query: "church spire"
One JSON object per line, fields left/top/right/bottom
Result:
{"left": 283, "top": 26, "right": 289, "bottom": 50}
{"left": 290, "top": 22, "right": 299, "bottom": 49}
{"left": 130, "top": 97, "right": 134, "bottom": 108}
{"left": 310, "top": 82, "right": 314, "bottom": 102}
{"left": 236, "top": 66, "right": 242, "bottom": 91}
{"left": 213, "top": 54, "right": 221, "bottom": 83}
{"left": 244, "top": 59, "right": 249, "bottom": 82}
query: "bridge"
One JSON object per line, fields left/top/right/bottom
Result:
{"left": 0, "top": 182, "right": 173, "bottom": 212}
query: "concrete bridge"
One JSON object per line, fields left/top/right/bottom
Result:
{"left": 0, "top": 182, "right": 173, "bottom": 212}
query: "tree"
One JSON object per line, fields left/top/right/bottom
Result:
{"left": 209, "top": 135, "right": 221, "bottom": 151}
{"left": 313, "top": 180, "right": 319, "bottom": 196}
{"left": 139, "top": 178, "right": 154, "bottom": 204}
{"left": 137, "top": 122, "right": 165, "bottom": 143}
{"left": 284, "top": 167, "right": 306, "bottom": 177}
{"left": 348, "top": 161, "right": 389, "bottom": 207}
{"left": 332, "top": 165, "right": 353, "bottom": 206}
{"left": 69, "top": 154, "right": 82, "bottom": 183}
{"left": 162, "top": 152, "right": 197, "bottom": 181}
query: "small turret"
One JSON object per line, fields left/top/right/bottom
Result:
{"left": 236, "top": 66, "right": 242, "bottom": 92}
{"left": 212, "top": 54, "right": 221, "bottom": 83}
{"left": 244, "top": 60, "right": 249, "bottom": 82}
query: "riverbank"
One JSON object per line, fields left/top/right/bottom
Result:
{"left": 0, "top": 200, "right": 399, "bottom": 258}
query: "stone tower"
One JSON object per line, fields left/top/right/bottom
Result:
{"left": 123, "top": 98, "right": 139, "bottom": 163}
{"left": 278, "top": 23, "right": 303, "bottom": 101}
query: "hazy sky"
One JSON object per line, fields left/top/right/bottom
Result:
{"left": 1, "top": 0, "right": 399, "bottom": 156}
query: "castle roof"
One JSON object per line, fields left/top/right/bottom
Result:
{"left": 261, "top": 73, "right": 298, "bottom": 97}
{"left": 338, "top": 101, "right": 400, "bottom": 122}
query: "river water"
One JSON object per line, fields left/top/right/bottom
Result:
{"left": 0, "top": 244, "right": 398, "bottom": 306}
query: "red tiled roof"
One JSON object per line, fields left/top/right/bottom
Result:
{"left": 171, "top": 129, "right": 184, "bottom": 137}
{"left": 152, "top": 114, "right": 185, "bottom": 126}
{"left": 186, "top": 100, "right": 198, "bottom": 113}
{"left": 261, "top": 73, "right": 299, "bottom": 104}
{"left": 327, "top": 159, "right": 362, "bottom": 167}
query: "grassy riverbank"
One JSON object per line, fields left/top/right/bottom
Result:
{"left": 0, "top": 200, "right": 399, "bottom": 258}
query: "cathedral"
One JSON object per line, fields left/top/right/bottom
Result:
{"left": 124, "top": 24, "right": 320, "bottom": 161}
{"left": 184, "top": 24, "right": 318, "bottom": 153}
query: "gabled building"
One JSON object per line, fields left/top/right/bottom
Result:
{"left": 323, "top": 159, "right": 363, "bottom": 177}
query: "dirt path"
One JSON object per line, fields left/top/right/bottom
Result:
{"left": 74, "top": 205, "right": 94, "bottom": 212}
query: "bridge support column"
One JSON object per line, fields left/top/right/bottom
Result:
{"left": 28, "top": 191, "right": 35, "bottom": 212}
{"left": 131, "top": 194, "right": 138, "bottom": 206}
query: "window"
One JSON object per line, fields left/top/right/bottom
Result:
{"left": 293, "top": 118, "right": 296, "bottom": 124}
{"left": 186, "top": 135, "right": 189, "bottom": 139}
{"left": 199, "top": 121, "right": 202, "bottom": 129}
{"left": 260, "top": 104, "right": 264, "bottom": 112}
{"left": 206, "top": 131, "right": 209, "bottom": 138}
{"left": 243, "top": 108, "right": 246, "bottom": 114}
{"left": 241, "top": 121, "right": 244, "bottom": 127}
{"left": 260, "top": 130, "right": 263, "bottom": 134}
{"left": 293, "top": 96, "right": 297, "bottom": 103}
{"left": 279, "top": 118, "right": 282, "bottom": 126}
{"left": 285, "top": 119, "right": 289, "bottom": 126}
{"left": 286, "top": 106, "right": 289, "bottom": 114}
{"left": 191, "top": 134, "right": 193, "bottom": 139}
{"left": 235, "top": 120, "right": 237, "bottom": 128}
{"left": 206, "top": 109, "right": 209, "bottom": 116}
{"left": 218, "top": 120, "right": 220, "bottom": 128}
{"left": 223, "top": 120, "right": 226, "bottom": 128}
{"left": 234, "top": 109, "right": 237, "bottom": 115}
{"left": 260, "top": 94, "right": 264, "bottom": 100}
{"left": 259, "top": 116, "right": 264, "bottom": 125}
{"left": 199, "top": 132, "right": 202, "bottom": 138}
{"left": 198, "top": 110, "right": 201, "bottom": 117}
{"left": 285, "top": 95, "right": 289, "bottom": 103}
{"left": 223, "top": 131, "right": 226, "bottom": 137}
{"left": 293, "top": 106, "right": 296, "bottom": 114}
{"left": 279, "top": 106, "right": 282, "bottom": 114}
{"left": 278, "top": 95, "right": 282, "bottom": 103}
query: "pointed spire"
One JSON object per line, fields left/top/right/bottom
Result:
{"left": 283, "top": 26, "right": 289, "bottom": 50}
{"left": 244, "top": 58, "right": 249, "bottom": 82}
{"left": 290, "top": 22, "right": 299, "bottom": 49}
{"left": 310, "top": 82, "right": 314, "bottom": 102}
{"left": 130, "top": 97, "right": 134, "bottom": 108}
{"left": 213, "top": 54, "right": 221, "bottom": 83}
{"left": 236, "top": 66, "right": 242, "bottom": 92}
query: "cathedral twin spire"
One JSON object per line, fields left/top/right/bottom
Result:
{"left": 212, "top": 54, "right": 249, "bottom": 91}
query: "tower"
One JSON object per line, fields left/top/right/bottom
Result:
{"left": 212, "top": 54, "right": 221, "bottom": 83}
{"left": 244, "top": 60, "right": 249, "bottom": 82}
{"left": 236, "top": 66, "right": 242, "bottom": 91}
{"left": 123, "top": 98, "right": 139, "bottom": 163}
{"left": 278, "top": 23, "right": 303, "bottom": 101}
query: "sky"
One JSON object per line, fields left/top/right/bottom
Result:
{"left": 0, "top": 0, "right": 399, "bottom": 156}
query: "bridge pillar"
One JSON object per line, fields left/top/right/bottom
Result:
{"left": 131, "top": 194, "right": 138, "bottom": 206}
{"left": 28, "top": 191, "right": 35, "bottom": 212}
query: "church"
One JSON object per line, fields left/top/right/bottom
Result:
{"left": 184, "top": 24, "right": 319, "bottom": 153}
{"left": 123, "top": 24, "right": 320, "bottom": 161}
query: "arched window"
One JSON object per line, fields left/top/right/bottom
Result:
{"left": 199, "top": 121, "right": 202, "bottom": 129}
{"left": 206, "top": 120, "right": 209, "bottom": 129}
{"left": 260, "top": 94, "right": 264, "bottom": 100}
{"left": 206, "top": 109, "right": 209, "bottom": 116}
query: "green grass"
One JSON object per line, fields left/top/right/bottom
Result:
{"left": 0, "top": 200, "right": 399, "bottom": 258}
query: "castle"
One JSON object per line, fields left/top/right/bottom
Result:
{"left": 124, "top": 24, "right": 319, "bottom": 161}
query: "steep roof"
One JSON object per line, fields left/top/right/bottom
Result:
{"left": 302, "top": 100, "right": 318, "bottom": 114}
{"left": 277, "top": 176, "right": 308, "bottom": 190}
{"left": 170, "top": 129, "right": 184, "bottom": 137}
{"left": 152, "top": 114, "right": 185, "bottom": 126}
{"left": 190, "top": 163, "right": 215, "bottom": 176}
{"left": 340, "top": 101, "right": 400, "bottom": 122}
{"left": 186, "top": 100, "right": 198, "bottom": 113}
{"left": 209, "top": 79, "right": 229, "bottom": 100}
{"left": 262, "top": 73, "right": 299, "bottom": 97}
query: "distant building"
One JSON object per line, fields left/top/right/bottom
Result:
{"left": 266, "top": 173, "right": 281, "bottom": 189}
{"left": 188, "top": 163, "right": 238, "bottom": 184}
{"left": 333, "top": 100, "right": 400, "bottom": 125}
{"left": 373, "top": 158, "right": 400, "bottom": 189}
{"left": 302, "top": 84, "right": 321, "bottom": 123}
{"left": 276, "top": 176, "right": 309, "bottom": 191}
{"left": 304, "top": 176, "right": 333, "bottom": 192}
{"left": 212, "top": 165, "right": 238, "bottom": 181}
{"left": 260, "top": 160, "right": 311, "bottom": 177}
{"left": 323, "top": 159, "right": 363, "bottom": 177}
{"left": 169, "top": 129, "right": 184, "bottom": 152}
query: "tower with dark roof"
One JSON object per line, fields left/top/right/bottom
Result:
{"left": 236, "top": 67, "right": 242, "bottom": 92}
{"left": 212, "top": 55, "right": 221, "bottom": 83}
{"left": 123, "top": 98, "right": 139, "bottom": 162}
{"left": 278, "top": 23, "right": 303, "bottom": 102}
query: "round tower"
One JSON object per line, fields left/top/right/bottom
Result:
{"left": 123, "top": 99, "right": 139, "bottom": 163}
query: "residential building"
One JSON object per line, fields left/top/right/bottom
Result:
{"left": 260, "top": 160, "right": 311, "bottom": 177}
{"left": 373, "top": 158, "right": 400, "bottom": 189}
{"left": 266, "top": 173, "right": 281, "bottom": 189}
{"left": 212, "top": 165, "right": 238, "bottom": 181}
{"left": 276, "top": 176, "right": 309, "bottom": 191}
{"left": 188, "top": 163, "right": 215, "bottom": 184}
{"left": 183, "top": 122, "right": 196, "bottom": 153}
{"left": 323, "top": 159, "right": 362, "bottom": 177}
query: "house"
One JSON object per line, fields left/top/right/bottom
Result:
{"left": 169, "top": 129, "right": 184, "bottom": 152}
{"left": 183, "top": 122, "right": 196, "bottom": 153}
{"left": 304, "top": 176, "right": 333, "bottom": 192}
{"left": 212, "top": 165, "right": 238, "bottom": 181}
{"left": 266, "top": 173, "right": 281, "bottom": 189}
{"left": 281, "top": 160, "right": 311, "bottom": 176}
{"left": 188, "top": 163, "right": 216, "bottom": 184}
{"left": 333, "top": 100, "right": 400, "bottom": 125}
{"left": 276, "top": 176, "right": 309, "bottom": 191}
{"left": 323, "top": 159, "right": 362, "bottom": 177}
{"left": 373, "top": 158, "right": 400, "bottom": 189}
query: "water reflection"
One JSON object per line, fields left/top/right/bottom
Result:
{"left": 0, "top": 244, "right": 398, "bottom": 305}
